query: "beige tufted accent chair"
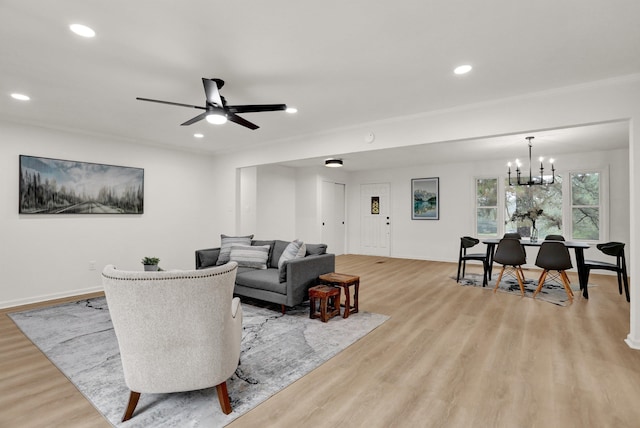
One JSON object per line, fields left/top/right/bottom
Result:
{"left": 102, "top": 262, "right": 242, "bottom": 421}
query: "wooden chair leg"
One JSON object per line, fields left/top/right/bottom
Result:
{"left": 515, "top": 267, "right": 526, "bottom": 296}
{"left": 281, "top": 304, "right": 286, "bottom": 315}
{"left": 533, "top": 270, "right": 549, "bottom": 298}
{"left": 518, "top": 266, "right": 526, "bottom": 281}
{"left": 122, "top": 390, "right": 141, "bottom": 422}
{"left": 560, "top": 270, "right": 573, "bottom": 299}
{"left": 216, "top": 381, "right": 232, "bottom": 415}
{"left": 493, "top": 266, "right": 506, "bottom": 292}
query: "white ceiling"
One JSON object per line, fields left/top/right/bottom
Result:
{"left": 1, "top": 1, "right": 638, "bottom": 163}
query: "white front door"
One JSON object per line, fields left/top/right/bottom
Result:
{"left": 360, "top": 183, "right": 390, "bottom": 256}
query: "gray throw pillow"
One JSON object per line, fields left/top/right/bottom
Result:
{"left": 198, "top": 251, "right": 218, "bottom": 268}
{"left": 305, "top": 243, "right": 327, "bottom": 256}
{"left": 278, "top": 240, "right": 306, "bottom": 281}
{"left": 217, "top": 234, "right": 254, "bottom": 265}
{"left": 230, "top": 245, "right": 270, "bottom": 269}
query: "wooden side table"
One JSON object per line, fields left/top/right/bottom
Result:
{"left": 309, "top": 285, "right": 341, "bottom": 322}
{"left": 318, "top": 272, "right": 360, "bottom": 318}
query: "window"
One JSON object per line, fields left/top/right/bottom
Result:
{"left": 475, "top": 178, "right": 498, "bottom": 237}
{"left": 475, "top": 170, "right": 604, "bottom": 241}
{"left": 570, "top": 172, "right": 600, "bottom": 240}
{"left": 505, "top": 176, "right": 563, "bottom": 239}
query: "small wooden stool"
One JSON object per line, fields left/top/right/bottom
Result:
{"left": 309, "top": 285, "right": 341, "bottom": 322}
{"left": 319, "top": 272, "right": 360, "bottom": 318}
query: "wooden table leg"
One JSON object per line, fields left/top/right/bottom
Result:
{"left": 342, "top": 284, "right": 351, "bottom": 318}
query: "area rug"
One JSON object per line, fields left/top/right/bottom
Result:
{"left": 9, "top": 297, "right": 389, "bottom": 427}
{"left": 455, "top": 272, "right": 586, "bottom": 306}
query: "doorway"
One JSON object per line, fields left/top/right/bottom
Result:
{"left": 321, "top": 181, "right": 346, "bottom": 255}
{"left": 360, "top": 183, "right": 391, "bottom": 256}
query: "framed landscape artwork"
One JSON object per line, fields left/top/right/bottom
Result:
{"left": 412, "top": 177, "right": 439, "bottom": 220}
{"left": 19, "top": 155, "right": 144, "bottom": 214}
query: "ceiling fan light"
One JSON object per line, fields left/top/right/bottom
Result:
{"left": 206, "top": 113, "right": 227, "bottom": 125}
{"left": 325, "top": 159, "right": 343, "bottom": 168}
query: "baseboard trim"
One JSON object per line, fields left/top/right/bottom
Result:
{"left": 0, "top": 286, "right": 103, "bottom": 310}
{"left": 625, "top": 335, "right": 640, "bottom": 350}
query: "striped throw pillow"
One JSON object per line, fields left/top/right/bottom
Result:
{"left": 216, "top": 234, "right": 254, "bottom": 265}
{"left": 230, "top": 245, "right": 270, "bottom": 269}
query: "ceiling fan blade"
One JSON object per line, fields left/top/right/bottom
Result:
{"left": 136, "top": 97, "right": 205, "bottom": 110}
{"left": 226, "top": 104, "right": 287, "bottom": 113}
{"left": 180, "top": 112, "right": 209, "bottom": 126}
{"left": 227, "top": 112, "right": 259, "bottom": 130}
{"left": 202, "top": 78, "right": 224, "bottom": 107}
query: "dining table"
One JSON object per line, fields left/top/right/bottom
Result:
{"left": 482, "top": 238, "right": 591, "bottom": 298}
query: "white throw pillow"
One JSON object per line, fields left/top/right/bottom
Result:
{"left": 278, "top": 239, "right": 306, "bottom": 271}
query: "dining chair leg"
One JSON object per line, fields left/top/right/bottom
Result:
{"left": 518, "top": 266, "right": 526, "bottom": 281}
{"left": 622, "top": 271, "right": 630, "bottom": 302}
{"left": 493, "top": 266, "right": 506, "bottom": 292}
{"left": 617, "top": 271, "right": 623, "bottom": 295}
{"left": 515, "top": 266, "right": 526, "bottom": 296}
{"left": 560, "top": 270, "right": 573, "bottom": 300}
{"left": 533, "top": 270, "right": 549, "bottom": 298}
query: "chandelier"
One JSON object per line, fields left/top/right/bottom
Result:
{"left": 507, "top": 136, "right": 555, "bottom": 186}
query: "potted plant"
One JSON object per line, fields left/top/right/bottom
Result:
{"left": 141, "top": 257, "right": 160, "bottom": 271}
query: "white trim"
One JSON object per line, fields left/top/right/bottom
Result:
{"left": 625, "top": 335, "right": 640, "bottom": 350}
{"left": 0, "top": 286, "right": 103, "bottom": 310}
{"left": 567, "top": 167, "right": 609, "bottom": 242}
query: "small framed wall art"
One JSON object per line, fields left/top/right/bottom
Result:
{"left": 19, "top": 155, "right": 144, "bottom": 214}
{"left": 411, "top": 177, "right": 439, "bottom": 220}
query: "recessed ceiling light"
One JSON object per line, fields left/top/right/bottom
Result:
{"left": 286, "top": 106, "right": 298, "bottom": 114}
{"left": 69, "top": 24, "right": 96, "bottom": 38}
{"left": 454, "top": 65, "right": 472, "bottom": 75}
{"left": 194, "top": 133, "right": 204, "bottom": 138}
{"left": 11, "top": 93, "right": 30, "bottom": 101}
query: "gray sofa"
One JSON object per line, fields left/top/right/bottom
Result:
{"left": 196, "top": 239, "right": 335, "bottom": 313}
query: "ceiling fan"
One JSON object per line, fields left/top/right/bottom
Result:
{"left": 136, "top": 78, "right": 287, "bottom": 130}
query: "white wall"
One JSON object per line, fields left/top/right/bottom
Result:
{"left": 345, "top": 148, "right": 629, "bottom": 267}
{"left": 0, "top": 121, "right": 218, "bottom": 308}
{"left": 256, "top": 164, "right": 296, "bottom": 239}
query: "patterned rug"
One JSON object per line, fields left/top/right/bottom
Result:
{"left": 9, "top": 297, "right": 388, "bottom": 427}
{"left": 455, "top": 272, "right": 585, "bottom": 306}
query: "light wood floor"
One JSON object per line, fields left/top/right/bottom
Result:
{"left": 1, "top": 255, "right": 638, "bottom": 427}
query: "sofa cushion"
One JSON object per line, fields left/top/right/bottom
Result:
{"left": 278, "top": 240, "right": 306, "bottom": 282}
{"left": 270, "top": 240, "right": 290, "bottom": 268}
{"left": 217, "top": 234, "right": 254, "bottom": 265}
{"left": 251, "top": 240, "right": 275, "bottom": 263}
{"left": 278, "top": 240, "right": 306, "bottom": 271}
{"left": 235, "top": 268, "right": 286, "bottom": 294}
{"left": 305, "top": 243, "right": 328, "bottom": 256}
{"left": 198, "top": 251, "right": 218, "bottom": 268}
{"left": 230, "top": 245, "right": 270, "bottom": 269}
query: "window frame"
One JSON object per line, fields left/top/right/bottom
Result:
{"left": 566, "top": 168, "right": 608, "bottom": 242}
{"left": 474, "top": 167, "right": 608, "bottom": 241}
